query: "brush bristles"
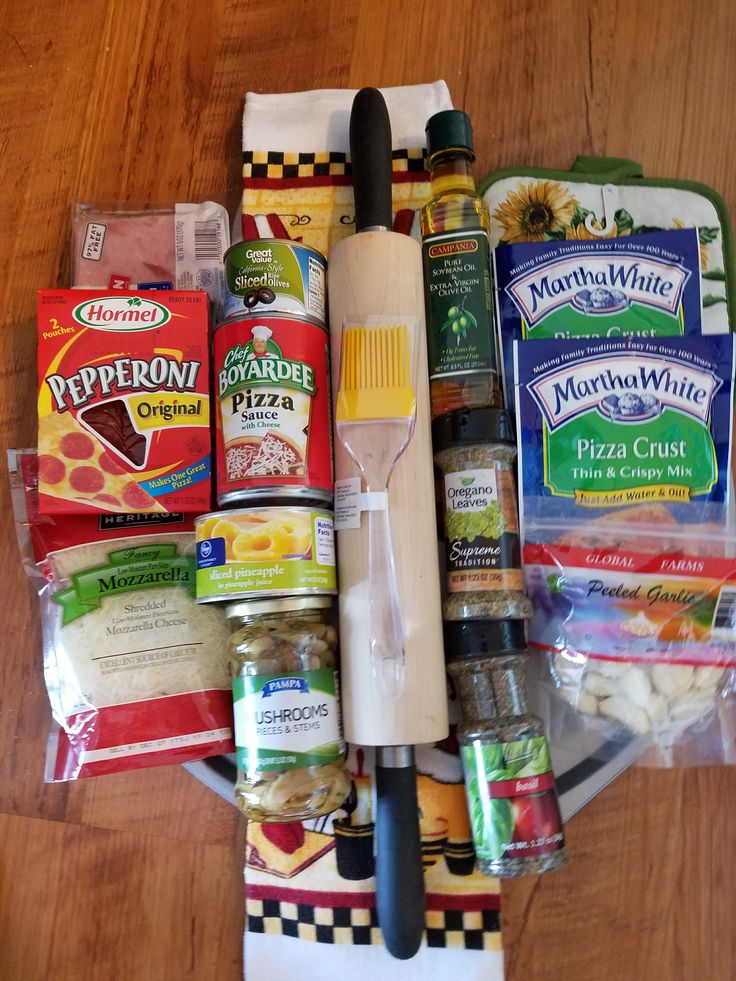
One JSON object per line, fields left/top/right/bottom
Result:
{"left": 336, "top": 324, "right": 416, "bottom": 422}
{"left": 341, "top": 325, "right": 411, "bottom": 390}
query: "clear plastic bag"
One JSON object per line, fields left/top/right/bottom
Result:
{"left": 522, "top": 500, "right": 736, "bottom": 767}
{"left": 9, "top": 449, "right": 234, "bottom": 781}
{"left": 71, "top": 201, "right": 230, "bottom": 319}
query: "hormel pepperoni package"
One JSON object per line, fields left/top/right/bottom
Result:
{"left": 37, "top": 290, "right": 211, "bottom": 515}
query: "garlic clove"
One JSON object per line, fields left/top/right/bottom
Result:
{"left": 651, "top": 663, "right": 694, "bottom": 697}
{"left": 576, "top": 691, "right": 599, "bottom": 715}
{"left": 618, "top": 666, "right": 652, "bottom": 708}
{"left": 693, "top": 665, "right": 725, "bottom": 690}
{"left": 595, "top": 660, "right": 630, "bottom": 679}
{"left": 582, "top": 671, "right": 618, "bottom": 697}
{"left": 599, "top": 696, "right": 651, "bottom": 734}
{"left": 644, "top": 692, "right": 668, "bottom": 728}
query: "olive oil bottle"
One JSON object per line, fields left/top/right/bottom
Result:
{"left": 421, "top": 110, "right": 502, "bottom": 418}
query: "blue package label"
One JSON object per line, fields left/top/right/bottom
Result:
{"left": 138, "top": 454, "right": 211, "bottom": 497}
{"left": 514, "top": 334, "right": 735, "bottom": 524}
{"left": 494, "top": 228, "right": 705, "bottom": 403}
{"left": 197, "top": 537, "right": 226, "bottom": 569}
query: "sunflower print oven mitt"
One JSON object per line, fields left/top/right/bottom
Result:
{"left": 479, "top": 156, "right": 734, "bottom": 332}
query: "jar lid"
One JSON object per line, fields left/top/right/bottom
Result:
{"left": 432, "top": 407, "right": 515, "bottom": 452}
{"left": 225, "top": 595, "right": 333, "bottom": 619}
{"left": 443, "top": 619, "right": 527, "bottom": 661}
{"left": 425, "top": 110, "right": 475, "bottom": 161}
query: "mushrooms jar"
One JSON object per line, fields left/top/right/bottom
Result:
{"left": 228, "top": 596, "right": 350, "bottom": 822}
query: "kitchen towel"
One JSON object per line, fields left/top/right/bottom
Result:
{"left": 239, "top": 82, "right": 504, "bottom": 981}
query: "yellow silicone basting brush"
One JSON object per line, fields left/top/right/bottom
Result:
{"left": 336, "top": 321, "right": 416, "bottom": 700}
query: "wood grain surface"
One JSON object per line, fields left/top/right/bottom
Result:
{"left": 1, "top": 1, "right": 735, "bottom": 979}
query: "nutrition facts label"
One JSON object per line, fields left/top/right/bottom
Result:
{"left": 307, "top": 256, "right": 326, "bottom": 320}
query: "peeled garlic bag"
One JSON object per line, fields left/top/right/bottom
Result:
{"left": 523, "top": 506, "right": 736, "bottom": 767}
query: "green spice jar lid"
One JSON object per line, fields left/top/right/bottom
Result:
{"left": 425, "top": 109, "right": 475, "bottom": 161}
{"left": 443, "top": 619, "right": 527, "bottom": 661}
{"left": 432, "top": 407, "right": 515, "bottom": 452}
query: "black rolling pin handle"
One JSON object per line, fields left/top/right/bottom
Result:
{"left": 375, "top": 745, "right": 425, "bottom": 960}
{"left": 349, "top": 86, "right": 393, "bottom": 233}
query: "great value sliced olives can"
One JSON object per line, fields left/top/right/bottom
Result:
{"left": 223, "top": 239, "right": 327, "bottom": 324}
{"left": 194, "top": 506, "right": 337, "bottom": 603}
{"left": 213, "top": 312, "right": 333, "bottom": 507}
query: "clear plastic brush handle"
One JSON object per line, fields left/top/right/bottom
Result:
{"left": 367, "top": 495, "right": 406, "bottom": 700}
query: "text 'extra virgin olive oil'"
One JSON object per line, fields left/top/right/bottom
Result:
{"left": 421, "top": 110, "right": 502, "bottom": 418}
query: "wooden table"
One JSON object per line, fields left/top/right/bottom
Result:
{"left": 1, "top": 1, "right": 735, "bottom": 978}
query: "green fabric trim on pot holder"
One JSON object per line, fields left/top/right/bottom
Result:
{"left": 479, "top": 157, "right": 735, "bottom": 332}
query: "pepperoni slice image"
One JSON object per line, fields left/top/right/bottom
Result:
{"left": 122, "top": 481, "right": 154, "bottom": 510}
{"left": 80, "top": 400, "right": 147, "bottom": 468}
{"left": 99, "top": 451, "right": 125, "bottom": 475}
{"left": 93, "top": 493, "right": 121, "bottom": 506}
{"left": 69, "top": 466, "right": 105, "bottom": 494}
{"left": 59, "top": 432, "right": 95, "bottom": 460}
{"left": 38, "top": 454, "right": 66, "bottom": 485}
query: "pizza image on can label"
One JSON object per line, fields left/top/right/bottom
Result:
{"left": 38, "top": 410, "right": 163, "bottom": 513}
{"left": 225, "top": 431, "right": 304, "bottom": 480}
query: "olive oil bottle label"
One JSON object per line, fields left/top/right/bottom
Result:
{"left": 233, "top": 668, "right": 345, "bottom": 772}
{"left": 443, "top": 468, "right": 523, "bottom": 592}
{"left": 462, "top": 736, "right": 565, "bottom": 863}
{"left": 423, "top": 230, "right": 498, "bottom": 380}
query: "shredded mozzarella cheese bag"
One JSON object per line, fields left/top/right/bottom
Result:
{"left": 10, "top": 449, "right": 234, "bottom": 781}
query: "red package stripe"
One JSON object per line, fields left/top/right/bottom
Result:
{"left": 486, "top": 771, "right": 556, "bottom": 798}
{"left": 392, "top": 208, "right": 415, "bottom": 236}
{"left": 245, "top": 882, "right": 501, "bottom": 913}
{"left": 50, "top": 689, "right": 234, "bottom": 781}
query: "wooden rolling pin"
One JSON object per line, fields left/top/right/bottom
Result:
{"left": 328, "top": 87, "right": 448, "bottom": 961}
{"left": 328, "top": 131, "right": 448, "bottom": 751}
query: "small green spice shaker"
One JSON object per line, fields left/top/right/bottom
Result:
{"left": 433, "top": 407, "right": 532, "bottom": 621}
{"left": 445, "top": 620, "right": 567, "bottom": 877}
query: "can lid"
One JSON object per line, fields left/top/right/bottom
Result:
{"left": 196, "top": 506, "right": 328, "bottom": 523}
{"left": 425, "top": 110, "right": 475, "bottom": 160}
{"left": 432, "top": 407, "right": 515, "bottom": 451}
{"left": 213, "top": 309, "right": 328, "bottom": 333}
{"left": 225, "top": 595, "right": 334, "bottom": 618}
{"left": 443, "top": 619, "right": 527, "bottom": 661}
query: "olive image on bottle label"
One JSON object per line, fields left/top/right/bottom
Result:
{"left": 423, "top": 230, "right": 498, "bottom": 380}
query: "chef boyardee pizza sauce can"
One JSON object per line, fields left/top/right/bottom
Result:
{"left": 213, "top": 313, "right": 333, "bottom": 507}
